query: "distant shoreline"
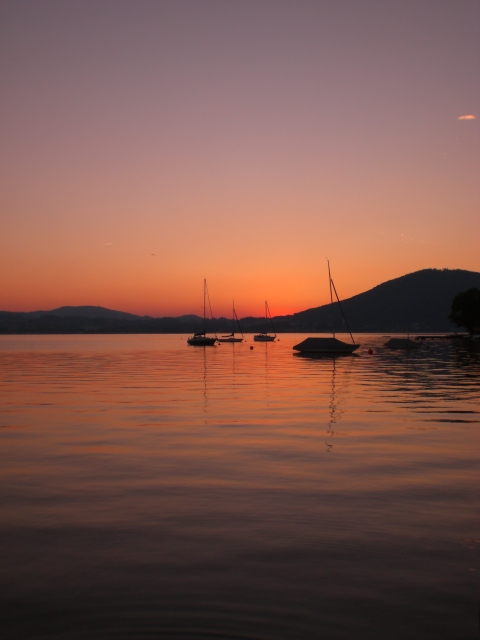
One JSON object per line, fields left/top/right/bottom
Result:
{"left": 0, "top": 331, "right": 469, "bottom": 337}
{"left": 1, "top": 268, "right": 478, "bottom": 334}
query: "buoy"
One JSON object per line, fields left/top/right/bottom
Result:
{"left": 250, "top": 346, "right": 253, "bottom": 350}
{"left": 368, "top": 348, "right": 373, "bottom": 355}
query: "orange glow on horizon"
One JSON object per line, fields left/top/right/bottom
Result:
{"left": 1, "top": 3, "right": 479, "bottom": 316}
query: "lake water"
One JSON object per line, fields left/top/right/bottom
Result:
{"left": 0, "top": 334, "right": 479, "bottom": 639}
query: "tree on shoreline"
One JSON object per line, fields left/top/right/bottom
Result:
{"left": 449, "top": 288, "right": 480, "bottom": 334}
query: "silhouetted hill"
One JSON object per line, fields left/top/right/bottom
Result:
{"left": 1, "top": 268, "right": 479, "bottom": 334}
{"left": 29, "top": 306, "right": 143, "bottom": 320}
{"left": 0, "top": 312, "right": 205, "bottom": 335}
{"left": 271, "top": 268, "right": 480, "bottom": 333}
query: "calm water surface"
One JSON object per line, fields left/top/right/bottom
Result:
{"left": 0, "top": 334, "right": 479, "bottom": 639}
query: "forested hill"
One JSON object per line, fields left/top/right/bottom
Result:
{"left": 1, "top": 269, "right": 479, "bottom": 334}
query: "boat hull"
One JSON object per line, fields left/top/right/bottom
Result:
{"left": 254, "top": 334, "right": 275, "bottom": 342}
{"left": 384, "top": 338, "right": 420, "bottom": 350}
{"left": 293, "top": 337, "right": 359, "bottom": 354}
{"left": 217, "top": 338, "right": 243, "bottom": 343}
{"left": 187, "top": 336, "right": 217, "bottom": 346}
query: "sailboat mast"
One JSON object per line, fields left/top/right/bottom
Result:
{"left": 327, "top": 260, "right": 335, "bottom": 338}
{"left": 266, "top": 301, "right": 276, "bottom": 336}
{"left": 203, "top": 278, "right": 206, "bottom": 334}
{"left": 233, "top": 301, "right": 243, "bottom": 337}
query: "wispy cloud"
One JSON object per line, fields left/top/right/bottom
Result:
{"left": 458, "top": 114, "right": 476, "bottom": 120}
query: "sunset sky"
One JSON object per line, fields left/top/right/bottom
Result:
{"left": 1, "top": 0, "right": 478, "bottom": 318}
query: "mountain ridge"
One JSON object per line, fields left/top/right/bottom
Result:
{"left": 1, "top": 268, "right": 479, "bottom": 333}
{"left": 278, "top": 268, "right": 480, "bottom": 332}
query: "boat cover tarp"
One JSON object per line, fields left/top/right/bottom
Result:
{"left": 293, "top": 337, "right": 358, "bottom": 352}
{"left": 384, "top": 338, "right": 420, "bottom": 349}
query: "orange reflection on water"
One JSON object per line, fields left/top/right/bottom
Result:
{"left": 0, "top": 334, "right": 479, "bottom": 638}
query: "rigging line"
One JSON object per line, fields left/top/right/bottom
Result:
{"left": 234, "top": 303, "right": 244, "bottom": 337}
{"left": 266, "top": 301, "right": 276, "bottom": 336}
{"left": 203, "top": 278, "right": 206, "bottom": 334}
{"left": 327, "top": 259, "right": 335, "bottom": 338}
{"left": 205, "top": 280, "right": 217, "bottom": 337}
{"left": 330, "top": 279, "right": 355, "bottom": 345}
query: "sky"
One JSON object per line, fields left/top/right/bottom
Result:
{"left": 1, "top": 0, "right": 479, "bottom": 318}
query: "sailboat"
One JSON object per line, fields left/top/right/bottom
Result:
{"left": 293, "top": 261, "right": 360, "bottom": 354}
{"left": 187, "top": 279, "right": 217, "bottom": 346}
{"left": 254, "top": 301, "right": 276, "bottom": 342}
{"left": 217, "top": 302, "right": 244, "bottom": 343}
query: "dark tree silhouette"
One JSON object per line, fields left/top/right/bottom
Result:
{"left": 449, "top": 288, "right": 480, "bottom": 334}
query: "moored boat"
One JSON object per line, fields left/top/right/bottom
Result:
{"left": 217, "top": 335, "right": 243, "bottom": 343}
{"left": 293, "top": 261, "right": 360, "bottom": 355}
{"left": 293, "top": 337, "right": 359, "bottom": 354}
{"left": 187, "top": 332, "right": 217, "bottom": 346}
{"left": 217, "top": 302, "right": 244, "bottom": 343}
{"left": 384, "top": 338, "right": 420, "bottom": 350}
{"left": 254, "top": 301, "right": 276, "bottom": 342}
{"left": 254, "top": 333, "right": 276, "bottom": 342}
{"left": 187, "top": 279, "right": 217, "bottom": 346}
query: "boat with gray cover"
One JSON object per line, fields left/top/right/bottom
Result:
{"left": 293, "top": 337, "right": 360, "bottom": 354}
{"left": 293, "top": 261, "right": 360, "bottom": 355}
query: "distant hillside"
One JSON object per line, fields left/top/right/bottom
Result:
{"left": 1, "top": 268, "right": 479, "bottom": 334}
{"left": 0, "top": 311, "right": 205, "bottom": 335}
{"left": 29, "top": 306, "right": 143, "bottom": 320}
{"left": 272, "top": 268, "right": 480, "bottom": 333}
